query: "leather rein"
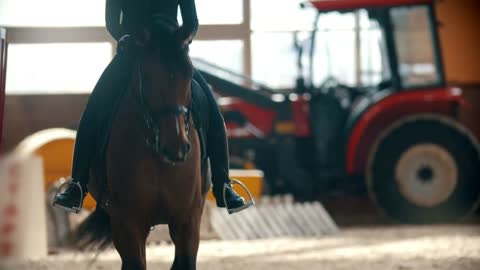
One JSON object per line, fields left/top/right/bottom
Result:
{"left": 136, "top": 65, "right": 192, "bottom": 154}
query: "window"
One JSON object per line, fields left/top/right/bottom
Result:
{"left": 359, "top": 21, "right": 387, "bottom": 86}
{"left": 313, "top": 26, "right": 357, "bottom": 86}
{"left": 195, "top": 0, "right": 243, "bottom": 25}
{"left": 251, "top": 32, "right": 297, "bottom": 89}
{"left": 251, "top": 0, "right": 317, "bottom": 32}
{"left": 2, "top": 0, "right": 248, "bottom": 94}
{"left": 252, "top": 6, "right": 385, "bottom": 89}
{"left": 0, "top": 0, "right": 105, "bottom": 27}
{"left": 6, "top": 43, "right": 112, "bottom": 94}
{"left": 190, "top": 40, "right": 244, "bottom": 74}
{"left": 251, "top": 29, "right": 356, "bottom": 89}
{"left": 0, "top": 0, "right": 243, "bottom": 27}
{"left": 391, "top": 6, "right": 440, "bottom": 88}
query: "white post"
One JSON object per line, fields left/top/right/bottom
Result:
{"left": 0, "top": 154, "right": 47, "bottom": 261}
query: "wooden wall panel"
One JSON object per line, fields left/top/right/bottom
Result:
{"left": 436, "top": 0, "right": 480, "bottom": 84}
{"left": 1, "top": 94, "right": 88, "bottom": 153}
{"left": 436, "top": 0, "right": 480, "bottom": 137}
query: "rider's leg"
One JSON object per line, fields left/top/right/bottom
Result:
{"left": 54, "top": 53, "right": 133, "bottom": 212}
{"left": 192, "top": 70, "right": 247, "bottom": 211}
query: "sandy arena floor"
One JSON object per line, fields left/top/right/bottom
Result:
{"left": 2, "top": 225, "right": 479, "bottom": 270}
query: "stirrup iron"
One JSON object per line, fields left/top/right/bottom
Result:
{"left": 52, "top": 178, "right": 84, "bottom": 214}
{"left": 223, "top": 179, "right": 255, "bottom": 214}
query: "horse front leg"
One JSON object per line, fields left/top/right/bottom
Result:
{"left": 168, "top": 211, "right": 201, "bottom": 270}
{"left": 111, "top": 217, "right": 150, "bottom": 270}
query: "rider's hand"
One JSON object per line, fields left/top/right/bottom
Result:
{"left": 117, "top": 35, "right": 136, "bottom": 54}
{"left": 117, "top": 30, "right": 150, "bottom": 54}
{"left": 180, "top": 36, "right": 193, "bottom": 49}
{"left": 176, "top": 27, "right": 193, "bottom": 50}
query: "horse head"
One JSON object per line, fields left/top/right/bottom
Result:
{"left": 136, "top": 25, "right": 194, "bottom": 164}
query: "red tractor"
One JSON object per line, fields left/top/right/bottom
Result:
{"left": 195, "top": 0, "right": 480, "bottom": 223}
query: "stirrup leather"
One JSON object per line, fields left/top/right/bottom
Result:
{"left": 52, "top": 178, "right": 84, "bottom": 214}
{"left": 223, "top": 179, "right": 255, "bottom": 214}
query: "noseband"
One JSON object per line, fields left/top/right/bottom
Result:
{"left": 136, "top": 67, "right": 192, "bottom": 154}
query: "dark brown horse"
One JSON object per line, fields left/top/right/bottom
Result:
{"left": 72, "top": 26, "right": 210, "bottom": 270}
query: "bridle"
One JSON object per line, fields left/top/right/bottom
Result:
{"left": 136, "top": 66, "right": 192, "bottom": 154}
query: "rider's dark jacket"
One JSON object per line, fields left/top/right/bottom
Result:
{"left": 106, "top": 0, "right": 199, "bottom": 42}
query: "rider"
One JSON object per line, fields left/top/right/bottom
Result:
{"left": 53, "top": 0, "right": 249, "bottom": 213}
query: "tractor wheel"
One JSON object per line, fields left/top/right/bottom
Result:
{"left": 367, "top": 115, "right": 480, "bottom": 223}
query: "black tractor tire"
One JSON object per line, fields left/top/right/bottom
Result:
{"left": 367, "top": 115, "right": 480, "bottom": 223}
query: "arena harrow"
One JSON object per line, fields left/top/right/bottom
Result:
{"left": 210, "top": 195, "right": 338, "bottom": 240}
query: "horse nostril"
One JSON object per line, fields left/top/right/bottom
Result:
{"left": 185, "top": 143, "right": 191, "bottom": 154}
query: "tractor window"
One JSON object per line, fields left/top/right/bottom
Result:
{"left": 359, "top": 13, "right": 389, "bottom": 87}
{"left": 390, "top": 6, "right": 440, "bottom": 88}
{"left": 314, "top": 10, "right": 387, "bottom": 88}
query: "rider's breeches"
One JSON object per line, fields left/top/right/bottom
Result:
{"left": 193, "top": 70, "right": 231, "bottom": 188}
{"left": 71, "top": 53, "right": 133, "bottom": 187}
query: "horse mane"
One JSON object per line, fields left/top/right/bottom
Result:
{"left": 147, "top": 24, "right": 191, "bottom": 70}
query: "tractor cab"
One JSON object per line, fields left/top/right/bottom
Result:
{"left": 304, "top": 0, "right": 444, "bottom": 93}
{"left": 296, "top": 0, "right": 450, "bottom": 184}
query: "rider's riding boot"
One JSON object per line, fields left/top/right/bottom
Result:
{"left": 53, "top": 178, "right": 87, "bottom": 213}
{"left": 53, "top": 110, "right": 93, "bottom": 214}
{"left": 193, "top": 69, "right": 250, "bottom": 213}
{"left": 213, "top": 182, "right": 245, "bottom": 209}
{"left": 208, "top": 128, "right": 247, "bottom": 211}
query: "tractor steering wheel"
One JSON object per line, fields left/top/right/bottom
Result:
{"left": 314, "top": 76, "right": 340, "bottom": 95}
